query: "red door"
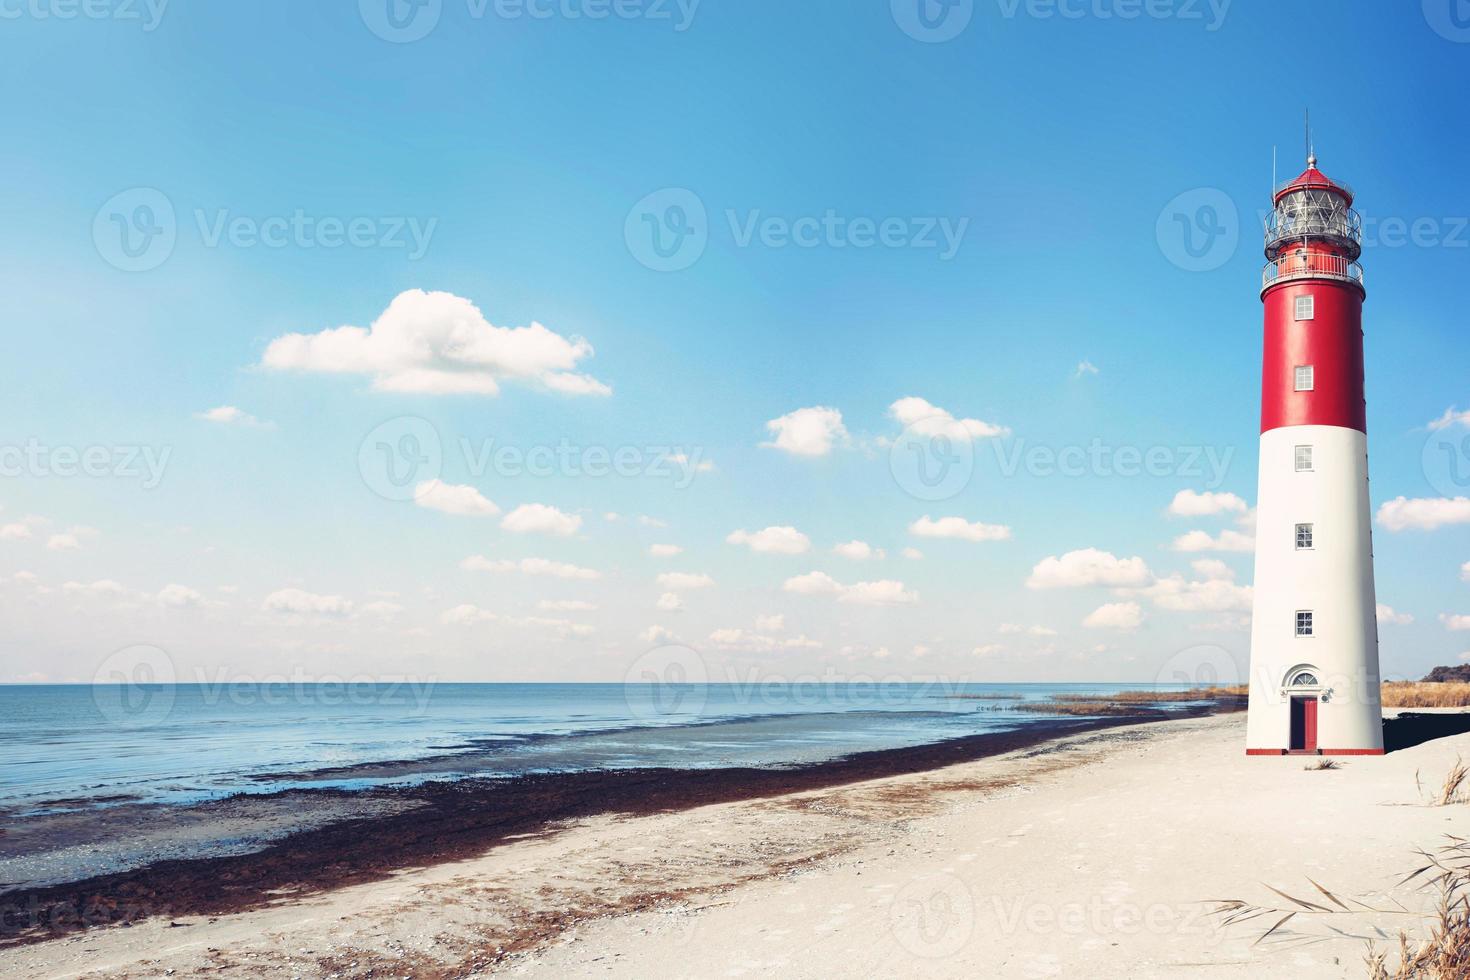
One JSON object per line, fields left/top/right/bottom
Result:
{"left": 1290, "top": 696, "right": 1319, "bottom": 752}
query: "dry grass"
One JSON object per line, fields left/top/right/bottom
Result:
{"left": 1051, "top": 686, "right": 1248, "bottom": 704}
{"left": 1013, "top": 701, "right": 1152, "bottom": 716}
{"left": 1211, "top": 837, "right": 1470, "bottom": 978}
{"left": 1382, "top": 683, "right": 1470, "bottom": 709}
{"left": 1366, "top": 838, "right": 1470, "bottom": 979}
{"left": 1305, "top": 758, "right": 1342, "bottom": 771}
{"left": 1434, "top": 759, "right": 1469, "bottom": 807}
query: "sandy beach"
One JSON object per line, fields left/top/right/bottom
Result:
{"left": 3, "top": 708, "right": 1468, "bottom": 979}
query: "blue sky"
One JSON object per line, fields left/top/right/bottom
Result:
{"left": 1, "top": 0, "right": 1467, "bottom": 685}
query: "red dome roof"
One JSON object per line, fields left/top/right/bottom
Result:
{"left": 1274, "top": 156, "right": 1354, "bottom": 206}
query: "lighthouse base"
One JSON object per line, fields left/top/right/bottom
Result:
{"left": 1245, "top": 748, "right": 1385, "bottom": 756}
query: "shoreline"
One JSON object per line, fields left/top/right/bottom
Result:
{"left": 0, "top": 707, "right": 1206, "bottom": 948}
{"left": 2, "top": 707, "right": 1464, "bottom": 979}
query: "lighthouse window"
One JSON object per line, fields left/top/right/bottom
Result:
{"left": 1295, "top": 295, "right": 1315, "bottom": 320}
{"left": 1295, "top": 365, "right": 1315, "bottom": 391}
{"left": 1295, "top": 445, "right": 1314, "bottom": 472}
{"left": 1296, "top": 523, "right": 1314, "bottom": 549}
{"left": 1296, "top": 611, "right": 1315, "bottom": 637}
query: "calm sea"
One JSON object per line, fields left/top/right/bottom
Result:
{"left": 0, "top": 682, "right": 1193, "bottom": 812}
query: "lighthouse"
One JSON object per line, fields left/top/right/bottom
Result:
{"left": 1245, "top": 150, "right": 1384, "bottom": 756}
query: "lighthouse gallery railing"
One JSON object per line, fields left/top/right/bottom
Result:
{"left": 1261, "top": 252, "right": 1365, "bottom": 293}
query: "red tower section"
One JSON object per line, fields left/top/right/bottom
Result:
{"left": 1260, "top": 159, "right": 1367, "bottom": 434}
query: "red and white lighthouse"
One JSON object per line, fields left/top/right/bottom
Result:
{"left": 1245, "top": 151, "right": 1384, "bottom": 756}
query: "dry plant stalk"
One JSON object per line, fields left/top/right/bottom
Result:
{"left": 1210, "top": 837, "right": 1470, "bottom": 978}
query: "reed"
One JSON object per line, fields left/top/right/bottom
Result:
{"left": 1382, "top": 683, "right": 1470, "bottom": 709}
{"left": 1210, "top": 837, "right": 1470, "bottom": 978}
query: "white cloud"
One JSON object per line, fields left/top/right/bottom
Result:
{"left": 666, "top": 452, "right": 715, "bottom": 474}
{"left": 656, "top": 592, "right": 684, "bottom": 612}
{"left": 62, "top": 579, "right": 130, "bottom": 599}
{"left": 1192, "top": 615, "right": 1252, "bottom": 633}
{"left": 442, "top": 604, "right": 497, "bottom": 625}
{"left": 413, "top": 480, "right": 499, "bottom": 517}
{"left": 263, "top": 588, "right": 354, "bottom": 617}
{"left": 1429, "top": 407, "right": 1470, "bottom": 431}
{"left": 1073, "top": 360, "right": 1100, "bottom": 379}
{"left": 0, "top": 521, "right": 36, "bottom": 540}
{"left": 782, "top": 571, "right": 917, "bottom": 606}
{"left": 1463, "top": 561, "right": 1470, "bottom": 583}
{"left": 539, "top": 599, "right": 597, "bottom": 612}
{"left": 637, "top": 515, "right": 668, "bottom": 528}
{"left": 972, "top": 644, "right": 1004, "bottom": 656}
{"left": 657, "top": 572, "right": 715, "bottom": 591}
{"left": 46, "top": 533, "right": 81, "bottom": 551}
{"left": 441, "top": 605, "right": 593, "bottom": 638}
{"left": 640, "top": 625, "right": 678, "bottom": 644}
{"left": 1167, "top": 490, "right": 1248, "bottom": 518}
{"left": 707, "top": 628, "right": 821, "bottom": 653}
{"left": 1083, "top": 601, "right": 1144, "bottom": 632}
{"left": 999, "top": 623, "right": 1058, "bottom": 637}
{"left": 156, "top": 583, "right": 204, "bottom": 608}
{"left": 901, "top": 547, "right": 923, "bottom": 560}
{"left": 196, "top": 405, "right": 272, "bottom": 428}
{"left": 727, "top": 526, "right": 811, "bottom": 554}
{"left": 358, "top": 600, "right": 404, "bottom": 620}
{"left": 841, "top": 580, "right": 919, "bottom": 606}
{"left": 1190, "top": 559, "right": 1235, "bottom": 581}
{"left": 261, "top": 289, "right": 609, "bottom": 397}
{"left": 887, "top": 396, "right": 1008, "bottom": 441}
{"left": 1378, "top": 497, "right": 1470, "bottom": 532}
{"left": 461, "top": 556, "right": 600, "bottom": 580}
{"left": 1026, "top": 549, "right": 1152, "bottom": 589}
{"left": 1170, "top": 529, "right": 1256, "bottom": 553}
{"left": 763, "top": 406, "right": 848, "bottom": 457}
{"left": 782, "top": 571, "right": 843, "bottom": 595}
{"left": 833, "top": 540, "right": 883, "bottom": 560}
{"left": 1377, "top": 604, "right": 1414, "bottom": 626}
{"left": 755, "top": 613, "right": 785, "bottom": 632}
{"left": 1442, "top": 614, "right": 1470, "bottom": 632}
{"left": 1137, "top": 575, "right": 1253, "bottom": 613}
{"left": 649, "top": 544, "right": 683, "bottom": 558}
{"left": 500, "top": 503, "right": 582, "bottom": 537}
{"left": 909, "top": 516, "right": 1012, "bottom": 544}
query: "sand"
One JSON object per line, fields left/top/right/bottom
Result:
{"left": 3, "top": 710, "right": 1467, "bottom": 979}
